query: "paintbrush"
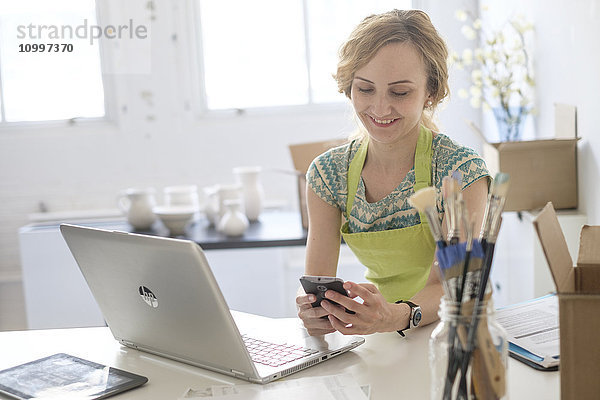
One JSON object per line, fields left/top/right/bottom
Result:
{"left": 477, "top": 172, "right": 510, "bottom": 299}
{"left": 409, "top": 187, "right": 453, "bottom": 298}
{"left": 456, "top": 172, "right": 510, "bottom": 399}
{"left": 442, "top": 176, "right": 461, "bottom": 246}
{"left": 450, "top": 171, "right": 463, "bottom": 245}
{"left": 408, "top": 186, "right": 446, "bottom": 249}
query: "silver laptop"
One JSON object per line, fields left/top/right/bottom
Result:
{"left": 60, "top": 224, "right": 364, "bottom": 384}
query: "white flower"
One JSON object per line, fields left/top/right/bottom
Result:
{"left": 450, "top": 9, "right": 535, "bottom": 117}
{"left": 462, "top": 48, "right": 474, "bottom": 65}
{"left": 474, "top": 48, "right": 484, "bottom": 62}
{"left": 461, "top": 25, "right": 477, "bottom": 40}
{"left": 513, "top": 53, "right": 526, "bottom": 64}
{"left": 455, "top": 10, "right": 468, "bottom": 21}
{"left": 469, "top": 85, "right": 482, "bottom": 98}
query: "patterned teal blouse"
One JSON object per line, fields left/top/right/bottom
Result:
{"left": 307, "top": 133, "right": 490, "bottom": 233}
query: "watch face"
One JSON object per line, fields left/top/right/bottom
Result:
{"left": 412, "top": 308, "right": 422, "bottom": 327}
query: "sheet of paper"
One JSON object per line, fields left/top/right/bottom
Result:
{"left": 496, "top": 295, "right": 559, "bottom": 359}
{"left": 180, "top": 373, "right": 369, "bottom": 400}
{"left": 210, "top": 383, "right": 337, "bottom": 400}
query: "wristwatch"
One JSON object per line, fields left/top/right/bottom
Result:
{"left": 395, "top": 300, "right": 422, "bottom": 337}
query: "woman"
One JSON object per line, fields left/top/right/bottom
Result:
{"left": 296, "top": 10, "right": 490, "bottom": 336}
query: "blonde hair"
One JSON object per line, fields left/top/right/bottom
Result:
{"left": 334, "top": 9, "right": 449, "bottom": 135}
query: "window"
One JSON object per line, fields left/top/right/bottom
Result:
{"left": 0, "top": 0, "right": 105, "bottom": 123}
{"left": 197, "top": 0, "right": 412, "bottom": 111}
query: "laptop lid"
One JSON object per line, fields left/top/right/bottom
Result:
{"left": 60, "top": 224, "right": 259, "bottom": 379}
{"left": 59, "top": 224, "right": 364, "bottom": 384}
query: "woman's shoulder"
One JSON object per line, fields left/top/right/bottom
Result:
{"left": 433, "top": 133, "right": 481, "bottom": 160}
{"left": 432, "top": 133, "right": 489, "bottom": 188}
{"left": 311, "top": 139, "right": 358, "bottom": 171}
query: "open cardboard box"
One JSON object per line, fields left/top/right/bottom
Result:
{"left": 533, "top": 202, "right": 600, "bottom": 399}
{"left": 474, "top": 104, "right": 579, "bottom": 212}
{"left": 288, "top": 139, "right": 346, "bottom": 229}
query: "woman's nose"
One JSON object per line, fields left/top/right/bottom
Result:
{"left": 371, "top": 94, "right": 392, "bottom": 117}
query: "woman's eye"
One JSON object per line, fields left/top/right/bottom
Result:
{"left": 357, "top": 87, "right": 374, "bottom": 93}
{"left": 391, "top": 91, "right": 409, "bottom": 97}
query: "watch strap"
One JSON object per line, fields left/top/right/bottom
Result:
{"left": 395, "top": 300, "right": 418, "bottom": 337}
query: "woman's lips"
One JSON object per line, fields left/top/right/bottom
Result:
{"left": 368, "top": 115, "right": 400, "bottom": 128}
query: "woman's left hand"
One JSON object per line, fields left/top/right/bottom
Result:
{"left": 320, "top": 281, "right": 406, "bottom": 335}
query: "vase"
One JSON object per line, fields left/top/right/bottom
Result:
{"left": 218, "top": 199, "right": 249, "bottom": 237}
{"left": 429, "top": 298, "right": 508, "bottom": 399}
{"left": 492, "top": 106, "right": 528, "bottom": 142}
{"left": 216, "top": 184, "right": 244, "bottom": 231}
{"left": 233, "top": 166, "right": 264, "bottom": 222}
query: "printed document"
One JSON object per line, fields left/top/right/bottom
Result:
{"left": 496, "top": 294, "right": 559, "bottom": 368}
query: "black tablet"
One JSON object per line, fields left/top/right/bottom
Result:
{"left": 0, "top": 353, "right": 148, "bottom": 399}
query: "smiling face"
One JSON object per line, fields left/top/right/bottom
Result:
{"left": 350, "top": 41, "right": 431, "bottom": 145}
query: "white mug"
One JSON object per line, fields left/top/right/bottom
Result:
{"left": 117, "top": 187, "right": 157, "bottom": 230}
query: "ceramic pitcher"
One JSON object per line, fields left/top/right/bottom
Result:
{"left": 117, "top": 187, "right": 157, "bottom": 230}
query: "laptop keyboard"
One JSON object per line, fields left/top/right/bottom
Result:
{"left": 242, "top": 335, "right": 319, "bottom": 367}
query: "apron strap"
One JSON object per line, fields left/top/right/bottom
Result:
{"left": 345, "top": 138, "right": 369, "bottom": 220}
{"left": 414, "top": 125, "right": 433, "bottom": 191}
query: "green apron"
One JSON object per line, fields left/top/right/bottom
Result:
{"left": 341, "top": 125, "right": 436, "bottom": 302}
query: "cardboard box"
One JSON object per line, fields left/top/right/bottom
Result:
{"left": 533, "top": 202, "right": 600, "bottom": 400}
{"left": 483, "top": 139, "right": 578, "bottom": 211}
{"left": 288, "top": 139, "right": 346, "bottom": 229}
{"left": 472, "top": 103, "right": 579, "bottom": 212}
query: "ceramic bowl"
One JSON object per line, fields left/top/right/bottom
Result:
{"left": 152, "top": 206, "right": 197, "bottom": 236}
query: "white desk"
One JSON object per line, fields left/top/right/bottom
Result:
{"left": 0, "top": 321, "right": 559, "bottom": 399}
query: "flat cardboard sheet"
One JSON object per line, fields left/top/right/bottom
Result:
{"left": 289, "top": 139, "right": 346, "bottom": 228}
{"left": 533, "top": 203, "right": 575, "bottom": 292}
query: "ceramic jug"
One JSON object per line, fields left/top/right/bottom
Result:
{"left": 218, "top": 199, "right": 249, "bottom": 236}
{"left": 216, "top": 184, "right": 244, "bottom": 230}
{"left": 233, "top": 166, "right": 264, "bottom": 222}
{"left": 117, "top": 187, "right": 157, "bottom": 230}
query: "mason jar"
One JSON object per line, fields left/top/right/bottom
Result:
{"left": 429, "top": 297, "right": 508, "bottom": 400}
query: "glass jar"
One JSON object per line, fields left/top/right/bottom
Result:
{"left": 429, "top": 297, "right": 508, "bottom": 400}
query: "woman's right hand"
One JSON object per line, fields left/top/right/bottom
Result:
{"left": 296, "top": 292, "right": 336, "bottom": 336}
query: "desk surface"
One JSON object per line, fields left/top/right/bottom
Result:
{"left": 0, "top": 321, "right": 559, "bottom": 399}
{"left": 20, "top": 210, "right": 307, "bottom": 250}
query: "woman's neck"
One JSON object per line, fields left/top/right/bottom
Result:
{"left": 364, "top": 125, "right": 420, "bottom": 173}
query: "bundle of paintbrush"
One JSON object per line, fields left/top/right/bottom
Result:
{"left": 409, "top": 171, "right": 510, "bottom": 400}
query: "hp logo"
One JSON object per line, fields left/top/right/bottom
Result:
{"left": 139, "top": 286, "right": 158, "bottom": 308}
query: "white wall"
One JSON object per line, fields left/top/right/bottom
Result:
{"left": 480, "top": 0, "right": 600, "bottom": 224}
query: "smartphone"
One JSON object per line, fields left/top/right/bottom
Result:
{"left": 299, "top": 275, "right": 355, "bottom": 314}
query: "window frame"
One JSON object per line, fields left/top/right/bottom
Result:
{"left": 0, "top": 0, "right": 116, "bottom": 130}
{"left": 187, "top": 0, "right": 417, "bottom": 119}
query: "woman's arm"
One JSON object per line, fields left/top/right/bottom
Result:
{"left": 296, "top": 186, "right": 343, "bottom": 335}
{"left": 320, "top": 176, "right": 490, "bottom": 335}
